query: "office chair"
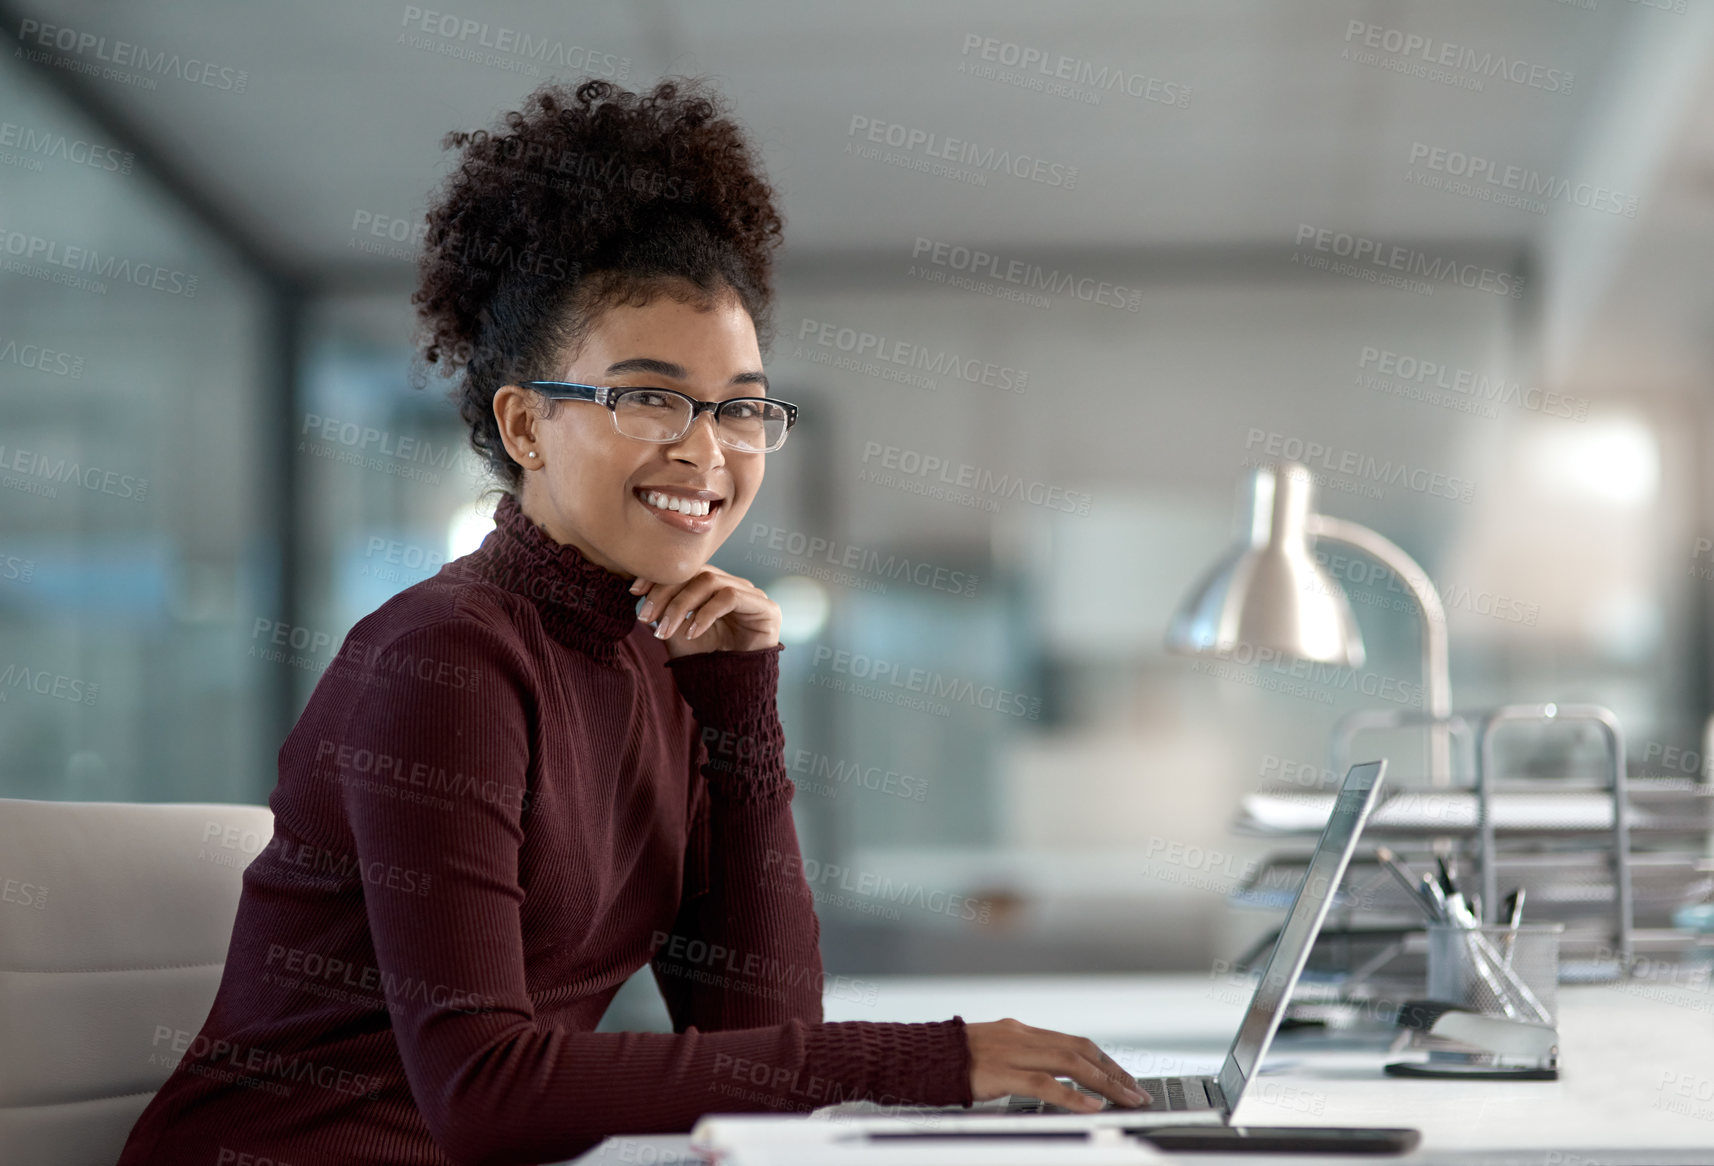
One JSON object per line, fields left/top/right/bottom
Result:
{"left": 0, "top": 797, "right": 273, "bottom": 1166}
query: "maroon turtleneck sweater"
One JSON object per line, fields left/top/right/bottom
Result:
{"left": 116, "top": 492, "right": 972, "bottom": 1166}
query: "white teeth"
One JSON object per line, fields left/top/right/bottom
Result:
{"left": 641, "top": 490, "right": 711, "bottom": 517}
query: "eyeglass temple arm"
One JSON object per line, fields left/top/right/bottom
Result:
{"left": 525, "top": 381, "right": 603, "bottom": 403}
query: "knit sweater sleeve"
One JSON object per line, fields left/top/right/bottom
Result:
{"left": 336, "top": 617, "right": 970, "bottom": 1166}
{"left": 652, "top": 645, "right": 824, "bottom": 1029}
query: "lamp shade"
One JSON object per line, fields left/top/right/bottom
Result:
{"left": 1165, "top": 463, "right": 1365, "bottom": 668}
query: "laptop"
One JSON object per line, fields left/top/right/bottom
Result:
{"left": 798, "top": 758, "right": 1388, "bottom": 1136}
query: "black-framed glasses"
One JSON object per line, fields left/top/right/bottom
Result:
{"left": 521, "top": 381, "right": 799, "bottom": 453}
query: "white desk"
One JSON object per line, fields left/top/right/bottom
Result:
{"left": 566, "top": 973, "right": 1714, "bottom": 1164}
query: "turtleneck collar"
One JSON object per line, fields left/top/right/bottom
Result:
{"left": 455, "top": 492, "right": 642, "bottom": 660}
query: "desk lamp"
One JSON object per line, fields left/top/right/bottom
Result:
{"left": 1166, "top": 462, "right": 1452, "bottom": 786}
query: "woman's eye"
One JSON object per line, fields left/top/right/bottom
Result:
{"left": 727, "top": 401, "right": 760, "bottom": 419}
{"left": 631, "top": 392, "right": 673, "bottom": 409}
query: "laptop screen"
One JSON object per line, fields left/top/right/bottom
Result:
{"left": 1215, "top": 759, "right": 1386, "bottom": 1109}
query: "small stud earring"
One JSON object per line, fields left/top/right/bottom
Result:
{"left": 527, "top": 451, "right": 538, "bottom": 458}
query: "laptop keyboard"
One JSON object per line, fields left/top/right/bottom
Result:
{"left": 1005, "top": 1075, "right": 1212, "bottom": 1114}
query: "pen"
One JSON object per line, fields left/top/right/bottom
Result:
{"left": 1374, "top": 847, "right": 1441, "bottom": 922}
{"left": 1447, "top": 893, "right": 1552, "bottom": 1023}
{"left": 1421, "top": 873, "right": 1451, "bottom": 922}
{"left": 1435, "top": 893, "right": 1522, "bottom": 1019}
{"left": 1501, "top": 887, "right": 1525, "bottom": 966}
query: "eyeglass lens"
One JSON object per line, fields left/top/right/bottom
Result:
{"left": 613, "top": 389, "right": 788, "bottom": 451}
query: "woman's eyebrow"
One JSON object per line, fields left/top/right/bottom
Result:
{"left": 604, "top": 357, "right": 769, "bottom": 393}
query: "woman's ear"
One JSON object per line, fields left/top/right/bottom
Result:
{"left": 492, "top": 383, "right": 539, "bottom": 465}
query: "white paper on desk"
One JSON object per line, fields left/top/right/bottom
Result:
{"left": 710, "top": 1133, "right": 1166, "bottom": 1165}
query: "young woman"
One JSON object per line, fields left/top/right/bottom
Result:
{"left": 116, "top": 76, "right": 1145, "bottom": 1165}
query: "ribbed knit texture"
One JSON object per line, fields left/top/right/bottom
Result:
{"left": 115, "top": 492, "right": 972, "bottom": 1166}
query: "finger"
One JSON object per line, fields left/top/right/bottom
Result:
{"left": 1062, "top": 1051, "right": 1147, "bottom": 1108}
{"left": 654, "top": 578, "right": 735, "bottom": 639}
{"left": 668, "top": 576, "right": 769, "bottom": 637}
{"left": 685, "top": 593, "right": 741, "bottom": 639}
{"left": 634, "top": 580, "right": 684, "bottom": 624}
{"left": 1014, "top": 1035, "right": 1151, "bottom": 1111}
{"left": 1016, "top": 1072, "right": 1103, "bottom": 1113}
{"left": 1078, "top": 1038, "right": 1147, "bottom": 1101}
{"left": 1013, "top": 1026, "right": 1142, "bottom": 1094}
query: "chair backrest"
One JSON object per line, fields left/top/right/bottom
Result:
{"left": 0, "top": 797, "right": 273, "bottom": 1166}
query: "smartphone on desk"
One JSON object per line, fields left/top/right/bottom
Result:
{"left": 1138, "top": 1125, "right": 1420, "bottom": 1154}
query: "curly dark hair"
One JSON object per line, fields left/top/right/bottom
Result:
{"left": 409, "top": 76, "right": 786, "bottom": 490}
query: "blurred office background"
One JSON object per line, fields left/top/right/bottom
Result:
{"left": 4, "top": 1, "right": 1714, "bottom": 1017}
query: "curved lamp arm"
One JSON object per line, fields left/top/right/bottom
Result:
{"left": 1306, "top": 513, "right": 1452, "bottom": 786}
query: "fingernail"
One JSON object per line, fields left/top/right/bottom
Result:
{"left": 630, "top": 579, "right": 645, "bottom": 593}
{"left": 1123, "top": 1085, "right": 1145, "bottom": 1105}
{"left": 637, "top": 599, "right": 654, "bottom": 619}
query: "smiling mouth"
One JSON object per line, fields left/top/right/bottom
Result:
{"left": 634, "top": 488, "right": 723, "bottom": 519}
